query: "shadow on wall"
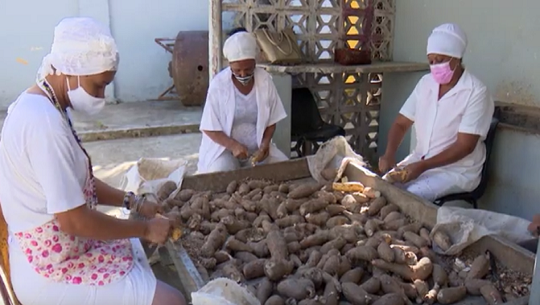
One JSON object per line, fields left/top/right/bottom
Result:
{"left": 378, "top": 71, "right": 426, "bottom": 161}
{"left": 479, "top": 127, "right": 540, "bottom": 220}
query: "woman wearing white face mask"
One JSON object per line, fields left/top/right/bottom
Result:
{"left": 197, "top": 29, "right": 289, "bottom": 173}
{"left": 0, "top": 17, "right": 186, "bottom": 305}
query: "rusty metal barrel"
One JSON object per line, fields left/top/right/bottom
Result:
{"left": 171, "top": 31, "right": 209, "bottom": 107}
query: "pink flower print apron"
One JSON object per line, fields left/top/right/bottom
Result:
{"left": 13, "top": 176, "right": 135, "bottom": 286}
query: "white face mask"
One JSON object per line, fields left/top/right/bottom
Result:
{"left": 66, "top": 76, "right": 106, "bottom": 115}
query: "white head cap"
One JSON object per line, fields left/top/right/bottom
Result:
{"left": 38, "top": 17, "right": 119, "bottom": 79}
{"left": 426, "top": 23, "right": 468, "bottom": 59}
{"left": 223, "top": 32, "right": 258, "bottom": 63}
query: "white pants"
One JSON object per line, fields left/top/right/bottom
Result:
{"left": 10, "top": 238, "right": 156, "bottom": 305}
{"left": 205, "top": 147, "right": 289, "bottom": 173}
{"left": 396, "top": 170, "right": 466, "bottom": 202}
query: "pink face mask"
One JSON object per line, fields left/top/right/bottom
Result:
{"left": 430, "top": 61, "right": 455, "bottom": 84}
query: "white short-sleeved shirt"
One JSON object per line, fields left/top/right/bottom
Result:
{"left": 399, "top": 70, "right": 495, "bottom": 191}
{"left": 0, "top": 92, "right": 87, "bottom": 234}
{"left": 231, "top": 86, "right": 259, "bottom": 152}
{"left": 197, "top": 67, "right": 287, "bottom": 173}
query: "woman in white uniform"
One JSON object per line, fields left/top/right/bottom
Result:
{"left": 379, "top": 23, "right": 494, "bottom": 201}
{"left": 0, "top": 17, "right": 186, "bottom": 305}
{"left": 197, "top": 30, "right": 289, "bottom": 173}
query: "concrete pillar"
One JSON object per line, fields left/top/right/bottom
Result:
{"left": 271, "top": 73, "right": 292, "bottom": 158}
{"left": 78, "top": 0, "right": 117, "bottom": 103}
{"left": 529, "top": 241, "right": 540, "bottom": 305}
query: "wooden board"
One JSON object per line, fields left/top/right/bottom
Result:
{"left": 344, "top": 162, "right": 536, "bottom": 276}
{"left": 258, "top": 61, "right": 429, "bottom": 74}
{"left": 182, "top": 158, "right": 311, "bottom": 192}
{"left": 167, "top": 158, "right": 535, "bottom": 304}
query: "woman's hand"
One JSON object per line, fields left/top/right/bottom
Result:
{"left": 138, "top": 200, "right": 162, "bottom": 218}
{"left": 144, "top": 217, "right": 173, "bottom": 244}
{"left": 378, "top": 154, "right": 396, "bottom": 174}
{"left": 231, "top": 142, "right": 249, "bottom": 159}
{"left": 253, "top": 143, "right": 270, "bottom": 164}
{"left": 401, "top": 162, "right": 427, "bottom": 184}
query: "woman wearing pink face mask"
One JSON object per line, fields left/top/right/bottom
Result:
{"left": 379, "top": 23, "right": 495, "bottom": 202}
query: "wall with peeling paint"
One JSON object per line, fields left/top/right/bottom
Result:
{"left": 0, "top": 0, "right": 208, "bottom": 108}
{"left": 379, "top": 0, "right": 540, "bottom": 220}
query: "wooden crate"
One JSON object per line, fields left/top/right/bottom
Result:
{"left": 161, "top": 159, "right": 534, "bottom": 304}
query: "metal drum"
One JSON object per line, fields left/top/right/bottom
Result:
{"left": 171, "top": 31, "right": 209, "bottom": 107}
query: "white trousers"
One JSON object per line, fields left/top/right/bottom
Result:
{"left": 10, "top": 237, "right": 156, "bottom": 305}
{"left": 396, "top": 170, "right": 466, "bottom": 202}
{"left": 205, "top": 146, "right": 289, "bottom": 173}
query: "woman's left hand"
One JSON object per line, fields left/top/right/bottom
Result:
{"left": 255, "top": 144, "right": 270, "bottom": 163}
{"left": 401, "top": 162, "right": 426, "bottom": 184}
{"left": 138, "top": 199, "right": 162, "bottom": 218}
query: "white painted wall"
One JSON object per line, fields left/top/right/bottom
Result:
{"left": 0, "top": 0, "right": 209, "bottom": 108}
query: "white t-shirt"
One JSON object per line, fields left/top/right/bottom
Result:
{"left": 0, "top": 92, "right": 88, "bottom": 234}
{"left": 231, "top": 86, "right": 259, "bottom": 152}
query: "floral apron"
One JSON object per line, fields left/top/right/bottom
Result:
{"left": 12, "top": 177, "right": 135, "bottom": 286}
{"left": 7, "top": 82, "right": 135, "bottom": 286}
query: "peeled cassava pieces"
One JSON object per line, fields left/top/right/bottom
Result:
{"left": 332, "top": 182, "right": 364, "bottom": 193}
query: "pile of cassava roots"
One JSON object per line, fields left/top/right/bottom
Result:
{"left": 155, "top": 177, "right": 527, "bottom": 305}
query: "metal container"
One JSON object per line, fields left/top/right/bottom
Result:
{"left": 171, "top": 31, "right": 209, "bottom": 107}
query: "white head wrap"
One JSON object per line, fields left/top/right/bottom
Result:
{"left": 38, "top": 17, "right": 119, "bottom": 79}
{"left": 426, "top": 23, "right": 467, "bottom": 59}
{"left": 223, "top": 32, "right": 258, "bottom": 62}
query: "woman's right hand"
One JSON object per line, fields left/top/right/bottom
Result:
{"left": 231, "top": 142, "right": 249, "bottom": 159}
{"left": 378, "top": 154, "right": 396, "bottom": 174}
{"left": 144, "top": 217, "right": 173, "bottom": 244}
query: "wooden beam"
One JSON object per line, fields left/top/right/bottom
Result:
{"left": 496, "top": 101, "right": 540, "bottom": 135}
{"left": 209, "top": 0, "right": 223, "bottom": 79}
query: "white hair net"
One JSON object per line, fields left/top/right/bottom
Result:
{"left": 427, "top": 23, "right": 468, "bottom": 59}
{"left": 38, "top": 17, "right": 119, "bottom": 79}
{"left": 223, "top": 32, "right": 258, "bottom": 62}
